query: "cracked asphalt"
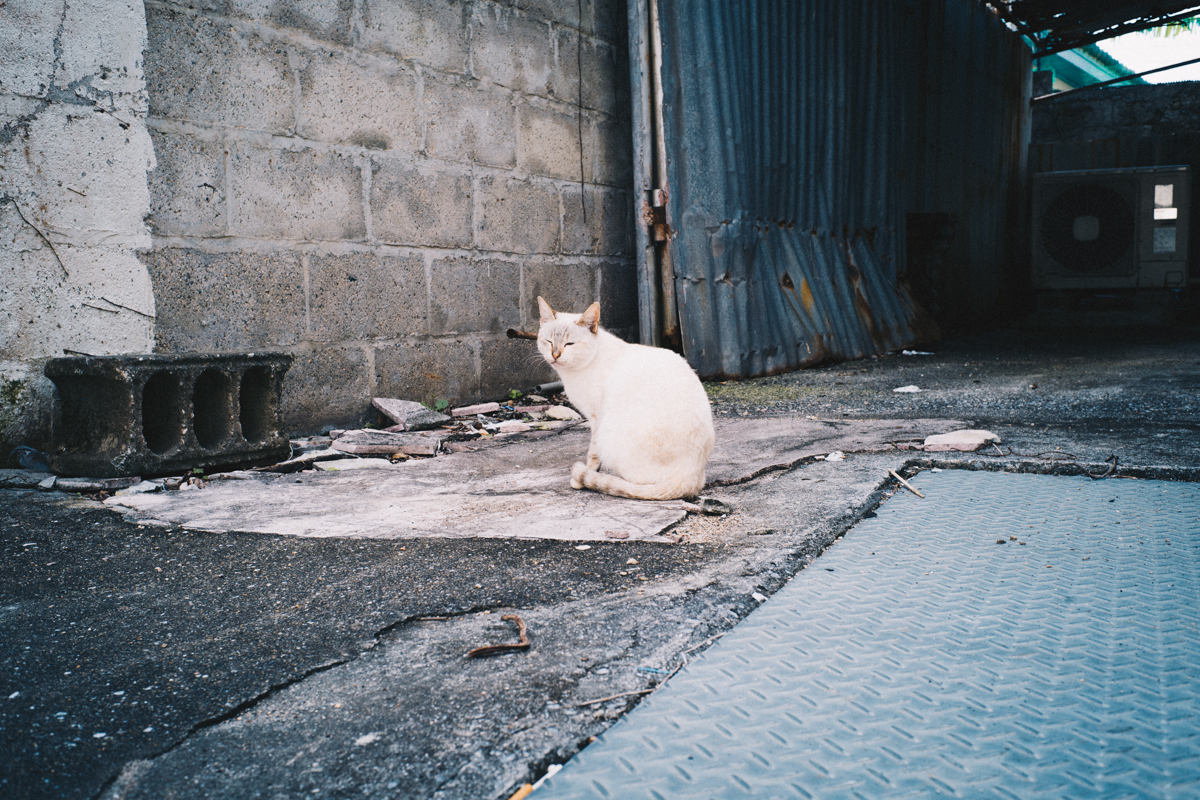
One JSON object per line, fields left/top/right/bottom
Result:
{"left": 2, "top": 325, "right": 1198, "bottom": 800}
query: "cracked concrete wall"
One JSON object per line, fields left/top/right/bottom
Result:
{"left": 141, "top": 0, "right": 636, "bottom": 435}
{"left": 0, "top": 0, "right": 157, "bottom": 457}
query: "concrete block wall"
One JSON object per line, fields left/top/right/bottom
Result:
{"left": 1, "top": 0, "right": 158, "bottom": 457}
{"left": 141, "top": 0, "right": 636, "bottom": 435}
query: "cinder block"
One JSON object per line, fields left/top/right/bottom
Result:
{"left": 146, "top": 128, "right": 227, "bottom": 238}
{"left": 476, "top": 174, "right": 561, "bottom": 254}
{"left": 516, "top": 0, "right": 580, "bottom": 28}
{"left": 142, "top": 248, "right": 306, "bottom": 351}
{"left": 230, "top": 142, "right": 366, "bottom": 241}
{"left": 561, "top": 185, "right": 632, "bottom": 256}
{"left": 517, "top": 101, "right": 592, "bottom": 181}
{"left": 479, "top": 336, "right": 550, "bottom": 399}
{"left": 145, "top": 7, "right": 294, "bottom": 134}
{"left": 369, "top": 159, "right": 473, "bottom": 247}
{"left": 281, "top": 345, "right": 373, "bottom": 432}
{"left": 551, "top": 29, "right": 620, "bottom": 114}
{"left": 522, "top": 260, "right": 597, "bottom": 322}
{"left": 308, "top": 251, "right": 428, "bottom": 341}
{"left": 251, "top": 1, "right": 356, "bottom": 45}
{"left": 516, "top": 0, "right": 623, "bottom": 40}
{"left": 599, "top": 259, "right": 639, "bottom": 339}
{"left": 593, "top": 114, "right": 634, "bottom": 187}
{"left": 428, "top": 256, "right": 521, "bottom": 334}
{"left": 423, "top": 75, "right": 517, "bottom": 169}
{"left": 296, "top": 49, "right": 419, "bottom": 153}
{"left": 45, "top": 353, "right": 292, "bottom": 477}
{"left": 374, "top": 339, "right": 478, "bottom": 407}
{"left": 358, "top": 0, "right": 472, "bottom": 73}
{"left": 470, "top": 7, "right": 553, "bottom": 95}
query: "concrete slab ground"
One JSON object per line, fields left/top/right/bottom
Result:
{"left": 1, "top": 326, "right": 1198, "bottom": 800}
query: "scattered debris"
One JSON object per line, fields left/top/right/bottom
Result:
{"left": 113, "top": 480, "right": 162, "bottom": 496}
{"left": 604, "top": 530, "right": 630, "bottom": 539}
{"left": 751, "top": 592, "right": 768, "bottom": 602}
{"left": 56, "top": 476, "right": 143, "bottom": 493}
{"left": 10, "top": 446, "right": 51, "bottom": 472}
{"left": 0, "top": 469, "right": 55, "bottom": 489}
{"left": 824, "top": 451, "right": 846, "bottom": 462}
{"left": 901, "top": 350, "right": 934, "bottom": 356}
{"left": 332, "top": 430, "right": 442, "bottom": 456}
{"left": 536, "top": 381, "right": 564, "bottom": 394}
{"left": 893, "top": 385, "right": 922, "bottom": 393}
{"left": 452, "top": 402, "right": 501, "bottom": 417}
{"left": 922, "top": 429, "right": 1001, "bottom": 452}
{"left": 545, "top": 405, "right": 582, "bottom": 421}
{"left": 888, "top": 469, "right": 925, "bottom": 498}
{"left": 372, "top": 398, "right": 450, "bottom": 431}
{"left": 466, "top": 615, "right": 530, "bottom": 658}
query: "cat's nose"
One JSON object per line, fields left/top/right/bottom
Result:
{"left": 551, "top": 346, "right": 562, "bottom": 361}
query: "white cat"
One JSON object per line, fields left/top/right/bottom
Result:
{"left": 536, "top": 296, "right": 715, "bottom": 500}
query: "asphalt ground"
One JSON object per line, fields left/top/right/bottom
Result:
{"left": 2, "top": 325, "right": 1198, "bottom": 800}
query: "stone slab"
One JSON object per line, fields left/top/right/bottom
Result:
{"left": 330, "top": 429, "right": 443, "bottom": 456}
{"left": 104, "top": 417, "right": 964, "bottom": 543}
{"left": 371, "top": 398, "right": 450, "bottom": 431}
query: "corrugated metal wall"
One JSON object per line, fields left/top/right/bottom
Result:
{"left": 899, "top": 0, "right": 1032, "bottom": 329}
{"left": 635, "top": 0, "right": 1030, "bottom": 379}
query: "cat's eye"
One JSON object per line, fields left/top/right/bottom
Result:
{"left": 564, "top": 342, "right": 574, "bottom": 346}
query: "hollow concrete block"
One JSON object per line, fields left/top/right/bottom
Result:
{"left": 45, "top": 353, "right": 292, "bottom": 478}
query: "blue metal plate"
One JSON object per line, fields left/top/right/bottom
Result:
{"left": 540, "top": 470, "right": 1200, "bottom": 799}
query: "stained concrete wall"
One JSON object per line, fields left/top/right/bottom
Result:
{"left": 0, "top": 0, "right": 157, "bottom": 457}
{"left": 142, "top": 0, "right": 636, "bottom": 434}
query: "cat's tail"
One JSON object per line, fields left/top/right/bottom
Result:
{"left": 570, "top": 462, "right": 703, "bottom": 501}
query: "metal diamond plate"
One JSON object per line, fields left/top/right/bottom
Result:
{"left": 539, "top": 471, "right": 1200, "bottom": 799}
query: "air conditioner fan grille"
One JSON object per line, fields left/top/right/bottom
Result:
{"left": 1039, "top": 184, "right": 1135, "bottom": 274}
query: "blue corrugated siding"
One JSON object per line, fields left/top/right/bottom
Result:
{"left": 650, "top": 0, "right": 1029, "bottom": 378}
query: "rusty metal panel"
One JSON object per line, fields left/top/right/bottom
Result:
{"left": 640, "top": 0, "right": 1029, "bottom": 379}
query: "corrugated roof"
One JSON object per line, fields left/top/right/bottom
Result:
{"left": 987, "top": 1, "right": 1200, "bottom": 55}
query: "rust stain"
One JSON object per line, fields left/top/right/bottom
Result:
{"left": 798, "top": 276, "right": 816, "bottom": 318}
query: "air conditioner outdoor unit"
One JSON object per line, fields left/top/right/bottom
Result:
{"left": 1032, "top": 166, "right": 1190, "bottom": 290}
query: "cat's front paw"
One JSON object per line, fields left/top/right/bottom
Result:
{"left": 570, "top": 461, "right": 587, "bottom": 489}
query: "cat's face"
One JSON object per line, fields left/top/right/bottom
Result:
{"left": 537, "top": 297, "right": 600, "bottom": 370}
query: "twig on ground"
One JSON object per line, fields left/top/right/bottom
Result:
{"left": 466, "top": 614, "right": 530, "bottom": 658}
{"left": 888, "top": 469, "right": 925, "bottom": 498}
{"left": 577, "top": 689, "right": 653, "bottom": 707}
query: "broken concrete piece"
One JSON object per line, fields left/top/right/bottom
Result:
{"left": 316, "top": 459, "right": 399, "bottom": 471}
{"left": 372, "top": 398, "right": 451, "bottom": 431}
{"left": 114, "top": 481, "right": 163, "bottom": 496}
{"left": 497, "top": 420, "right": 533, "bottom": 434}
{"left": 515, "top": 405, "right": 550, "bottom": 413}
{"left": 545, "top": 405, "right": 582, "bottom": 421}
{"left": 893, "top": 385, "right": 922, "bottom": 393}
{"left": 524, "top": 395, "right": 549, "bottom": 404}
{"left": 329, "top": 430, "right": 346, "bottom": 440}
{"left": 331, "top": 430, "right": 442, "bottom": 456}
{"left": 452, "top": 402, "right": 501, "bottom": 417}
{"left": 0, "top": 469, "right": 56, "bottom": 489}
{"left": 922, "top": 429, "right": 1002, "bottom": 452}
{"left": 55, "top": 476, "right": 143, "bottom": 493}
{"left": 38, "top": 476, "right": 58, "bottom": 491}
{"left": 289, "top": 437, "right": 334, "bottom": 456}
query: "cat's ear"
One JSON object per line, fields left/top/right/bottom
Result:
{"left": 537, "top": 296, "right": 557, "bottom": 324}
{"left": 578, "top": 302, "right": 601, "bottom": 333}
